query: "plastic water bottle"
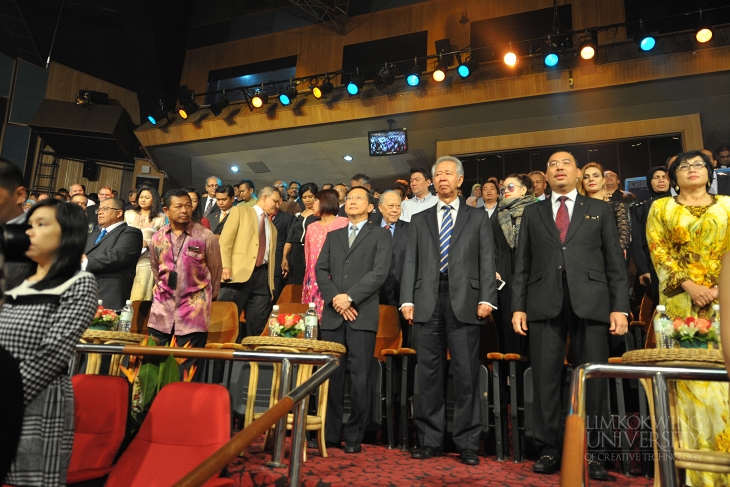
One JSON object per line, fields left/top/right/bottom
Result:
{"left": 118, "top": 300, "right": 133, "bottom": 333}
{"left": 711, "top": 304, "right": 722, "bottom": 351}
{"left": 654, "top": 305, "right": 673, "bottom": 349}
{"left": 304, "top": 302, "right": 319, "bottom": 340}
{"left": 268, "top": 305, "right": 280, "bottom": 336}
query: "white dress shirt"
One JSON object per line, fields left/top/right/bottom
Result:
{"left": 380, "top": 218, "right": 396, "bottom": 236}
{"left": 484, "top": 202, "right": 498, "bottom": 218}
{"left": 400, "top": 192, "right": 437, "bottom": 222}
{"left": 537, "top": 193, "right": 546, "bottom": 201}
{"left": 550, "top": 188, "right": 579, "bottom": 221}
{"left": 252, "top": 205, "right": 272, "bottom": 265}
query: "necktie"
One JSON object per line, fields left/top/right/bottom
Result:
{"left": 384, "top": 224, "right": 391, "bottom": 232}
{"left": 94, "top": 228, "right": 107, "bottom": 245}
{"left": 439, "top": 206, "right": 453, "bottom": 273}
{"left": 204, "top": 198, "right": 214, "bottom": 217}
{"left": 349, "top": 225, "right": 358, "bottom": 247}
{"left": 555, "top": 196, "right": 570, "bottom": 243}
{"left": 255, "top": 213, "right": 266, "bottom": 267}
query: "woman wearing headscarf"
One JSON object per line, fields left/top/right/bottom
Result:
{"left": 465, "top": 183, "right": 484, "bottom": 208}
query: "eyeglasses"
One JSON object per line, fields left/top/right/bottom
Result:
{"left": 499, "top": 183, "right": 521, "bottom": 195}
{"left": 206, "top": 183, "right": 218, "bottom": 188}
{"left": 96, "top": 206, "right": 122, "bottom": 214}
{"left": 345, "top": 195, "right": 368, "bottom": 202}
{"left": 676, "top": 162, "right": 706, "bottom": 172}
{"left": 547, "top": 159, "right": 574, "bottom": 168}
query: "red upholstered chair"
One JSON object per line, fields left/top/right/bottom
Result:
{"left": 67, "top": 375, "right": 129, "bottom": 485}
{"left": 104, "top": 382, "right": 233, "bottom": 487}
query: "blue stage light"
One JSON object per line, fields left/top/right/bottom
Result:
{"left": 639, "top": 36, "right": 656, "bottom": 51}
{"left": 544, "top": 52, "right": 559, "bottom": 67}
{"left": 347, "top": 77, "right": 363, "bottom": 96}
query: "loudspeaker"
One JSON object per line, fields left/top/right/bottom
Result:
{"left": 82, "top": 161, "right": 99, "bottom": 181}
{"left": 435, "top": 38, "right": 454, "bottom": 66}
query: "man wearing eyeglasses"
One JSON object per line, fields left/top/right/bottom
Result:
{"left": 511, "top": 152, "right": 628, "bottom": 480}
{"left": 202, "top": 176, "right": 221, "bottom": 218}
{"left": 82, "top": 198, "right": 143, "bottom": 310}
{"left": 603, "top": 171, "right": 636, "bottom": 202}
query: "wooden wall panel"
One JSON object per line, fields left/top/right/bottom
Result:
{"left": 435, "top": 114, "right": 703, "bottom": 157}
{"left": 45, "top": 62, "right": 140, "bottom": 125}
{"left": 52, "top": 158, "right": 125, "bottom": 195}
{"left": 131, "top": 158, "right": 167, "bottom": 194}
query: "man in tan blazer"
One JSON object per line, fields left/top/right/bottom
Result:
{"left": 219, "top": 186, "right": 281, "bottom": 338}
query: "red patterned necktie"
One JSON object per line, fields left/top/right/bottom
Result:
{"left": 555, "top": 196, "right": 570, "bottom": 243}
{"left": 255, "top": 213, "right": 266, "bottom": 267}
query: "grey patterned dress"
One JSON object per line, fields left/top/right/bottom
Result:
{"left": 0, "top": 272, "right": 98, "bottom": 487}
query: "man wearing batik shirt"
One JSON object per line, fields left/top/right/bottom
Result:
{"left": 148, "top": 189, "right": 222, "bottom": 379}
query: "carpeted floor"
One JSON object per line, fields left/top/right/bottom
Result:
{"left": 225, "top": 440, "right": 656, "bottom": 487}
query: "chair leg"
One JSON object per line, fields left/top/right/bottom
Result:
{"left": 399, "top": 355, "right": 410, "bottom": 450}
{"left": 385, "top": 356, "right": 395, "bottom": 449}
{"left": 491, "top": 361, "right": 505, "bottom": 461}
{"left": 614, "top": 376, "right": 631, "bottom": 475}
{"left": 509, "top": 361, "right": 522, "bottom": 463}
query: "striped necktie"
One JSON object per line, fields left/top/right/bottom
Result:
{"left": 439, "top": 206, "right": 453, "bottom": 273}
{"left": 94, "top": 228, "right": 107, "bottom": 245}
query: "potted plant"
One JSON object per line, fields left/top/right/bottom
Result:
{"left": 89, "top": 306, "right": 119, "bottom": 330}
{"left": 671, "top": 317, "right": 719, "bottom": 349}
{"left": 269, "top": 313, "right": 305, "bottom": 338}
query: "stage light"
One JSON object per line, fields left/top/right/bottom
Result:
{"left": 313, "top": 78, "right": 333, "bottom": 99}
{"left": 231, "top": 166, "right": 239, "bottom": 173}
{"left": 432, "top": 61, "right": 447, "bottom": 82}
{"left": 251, "top": 90, "right": 268, "bottom": 108}
{"left": 634, "top": 20, "right": 655, "bottom": 51}
{"left": 374, "top": 66, "right": 395, "bottom": 91}
{"left": 580, "top": 31, "right": 597, "bottom": 60}
{"left": 544, "top": 47, "right": 559, "bottom": 67}
{"left": 178, "top": 100, "right": 198, "bottom": 119}
{"left": 347, "top": 77, "right": 363, "bottom": 96}
{"left": 147, "top": 109, "right": 166, "bottom": 125}
{"left": 210, "top": 94, "right": 230, "bottom": 116}
{"left": 279, "top": 86, "right": 297, "bottom": 106}
{"left": 457, "top": 58, "right": 478, "bottom": 79}
{"left": 695, "top": 21, "right": 713, "bottom": 43}
{"left": 504, "top": 51, "right": 517, "bottom": 66}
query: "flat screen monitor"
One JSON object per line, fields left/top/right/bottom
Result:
{"left": 368, "top": 129, "right": 408, "bottom": 156}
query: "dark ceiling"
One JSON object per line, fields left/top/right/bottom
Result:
{"left": 4, "top": 0, "right": 194, "bottom": 122}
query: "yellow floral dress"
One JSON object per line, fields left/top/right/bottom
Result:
{"left": 647, "top": 195, "right": 730, "bottom": 486}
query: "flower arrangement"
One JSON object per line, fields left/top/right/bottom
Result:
{"left": 269, "top": 313, "right": 305, "bottom": 338}
{"left": 90, "top": 306, "right": 119, "bottom": 330}
{"left": 671, "top": 316, "right": 718, "bottom": 348}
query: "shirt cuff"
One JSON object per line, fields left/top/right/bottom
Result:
{"left": 81, "top": 257, "right": 88, "bottom": 272}
{"left": 399, "top": 303, "right": 414, "bottom": 310}
{"left": 479, "top": 301, "right": 497, "bottom": 310}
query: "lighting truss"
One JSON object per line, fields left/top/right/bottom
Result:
{"left": 289, "top": 0, "right": 349, "bottom": 35}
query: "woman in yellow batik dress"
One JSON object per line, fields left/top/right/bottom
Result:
{"left": 647, "top": 150, "right": 730, "bottom": 486}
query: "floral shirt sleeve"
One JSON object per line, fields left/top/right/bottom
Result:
{"left": 646, "top": 198, "right": 690, "bottom": 296}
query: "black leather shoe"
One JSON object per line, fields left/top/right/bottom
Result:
{"left": 344, "top": 442, "right": 362, "bottom": 453}
{"left": 323, "top": 441, "right": 341, "bottom": 449}
{"left": 459, "top": 449, "right": 480, "bottom": 465}
{"left": 533, "top": 454, "right": 561, "bottom": 474}
{"left": 410, "top": 446, "right": 443, "bottom": 460}
{"left": 588, "top": 459, "right": 609, "bottom": 481}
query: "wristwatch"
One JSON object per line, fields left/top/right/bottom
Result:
{"left": 347, "top": 295, "right": 353, "bottom": 303}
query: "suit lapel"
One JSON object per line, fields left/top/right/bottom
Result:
{"left": 392, "top": 222, "right": 406, "bottom": 246}
{"left": 86, "top": 223, "right": 126, "bottom": 253}
{"left": 564, "top": 194, "right": 588, "bottom": 243}
{"left": 538, "top": 199, "right": 563, "bottom": 244}
{"left": 450, "top": 203, "right": 468, "bottom": 244}
{"left": 424, "top": 206, "right": 439, "bottom": 246}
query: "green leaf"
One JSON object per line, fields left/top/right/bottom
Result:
{"left": 138, "top": 363, "right": 159, "bottom": 408}
{"left": 157, "top": 354, "right": 180, "bottom": 393}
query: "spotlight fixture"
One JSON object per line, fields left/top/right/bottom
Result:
{"left": 406, "top": 60, "right": 422, "bottom": 87}
{"left": 457, "top": 57, "right": 478, "bottom": 79}
{"left": 374, "top": 65, "right": 395, "bottom": 92}
{"left": 347, "top": 76, "right": 364, "bottom": 96}
{"left": 279, "top": 85, "right": 297, "bottom": 106}
{"left": 503, "top": 42, "right": 517, "bottom": 66}
{"left": 76, "top": 90, "right": 109, "bottom": 106}
{"left": 695, "top": 10, "right": 713, "bottom": 43}
{"left": 210, "top": 94, "right": 230, "bottom": 116}
{"left": 147, "top": 100, "right": 167, "bottom": 125}
{"left": 313, "top": 78, "right": 333, "bottom": 99}
{"left": 634, "top": 20, "right": 656, "bottom": 51}
{"left": 343, "top": 155, "right": 353, "bottom": 161}
{"left": 580, "top": 31, "right": 597, "bottom": 60}
{"left": 544, "top": 46, "right": 559, "bottom": 67}
{"left": 178, "top": 99, "right": 199, "bottom": 119}
{"left": 251, "top": 90, "right": 268, "bottom": 109}
{"left": 176, "top": 86, "right": 197, "bottom": 119}
{"left": 432, "top": 59, "right": 447, "bottom": 82}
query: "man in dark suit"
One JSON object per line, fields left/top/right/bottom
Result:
{"left": 511, "top": 151, "right": 629, "bottom": 480}
{"left": 315, "top": 186, "right": 392, "bottom": 453}
{"left": 271, "top": 206, "right": 294, "bottom": 303}
{"left": 284, "top": 180, "right": 305, "bottom": 215}
{"left": 400, "top": 156, "right": 497, "bottom": 466}
{"left": 212, "top": 184, "right": 235, "bottom": 237}
{"left": 202, "top": 176, "right": 221, "bottom": 218}
{"left": 376, "top": 190, "right": 411, "bottom": 345}
{"left": 83, "top": 198, "right": 143, "bottom": 310}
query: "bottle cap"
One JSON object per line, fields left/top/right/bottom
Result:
{"left": 713, "top": 304, "right": 720, "bottom": 310}
{"left": 272, "top": 305, "right": 279, "bottom": 311}
{"left": 656, "top": 305, "right": 666, "bottom": 311}
{"left": 309, "top": 302, "right": 315, "bottom": 307}
{"left": 98, "top": 299, "right": 103, "bottom": 306}
{"left": 126, "top": 300, "right": 132, "bottom": 305}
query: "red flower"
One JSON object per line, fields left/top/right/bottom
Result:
{"left": 685, "top": 316, "right": 696, "bottom": 325}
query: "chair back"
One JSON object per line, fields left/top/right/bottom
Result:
{"left": 0, "top": 346, "right": 23, "bottom": 484}
{"left": 208, "top": 301, "right": 239, "bottom": 344}
{"left": 276, "top": 284, "right": 303, "bottom": 304}
{"left": 130, "top": 300, "right": 151, "bottom": 334}
{"left": 105, "top": 382, "right": 231, "bottom": 487}
{"left": 262, "top": 303, "right": 309, "bottom": 335}
{"left": 67, "top": 375, "right": 129, "bottom": 483}
{"left": 375, "top": 305, "right": 402, "bottom": 362}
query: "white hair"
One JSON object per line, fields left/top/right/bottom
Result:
{"left": 432, "top": 156, "right": 464, "bottom": 177}
{"left": 378, "top": 189, "right": 401, "bottom": 204}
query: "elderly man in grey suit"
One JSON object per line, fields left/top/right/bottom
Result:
{"left": 400, "top": 156, "right": 497, "bottom": 466}
{"left": 82, "top": 198, "right": 143, "bottom": 309}
{"left": 315, "top": 186, "right": 392, "bottom": 453}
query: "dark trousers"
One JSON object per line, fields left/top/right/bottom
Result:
{"left": 415, "top": 279, "right": 482, "bottom": 452}
{"left": 218, "top": 265, "right": 271, "bottom": 340}
{"left": 529, "top": 275, "right": 611, "bottom": 458}
{"left": 148, "top": 327, "right": 208, "bottom": 382}
{"left": 321, "top": 324, "right": 376, "bottom": 446}
{"left": 273, "top": 274, "right": 287, "bottom": 305}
